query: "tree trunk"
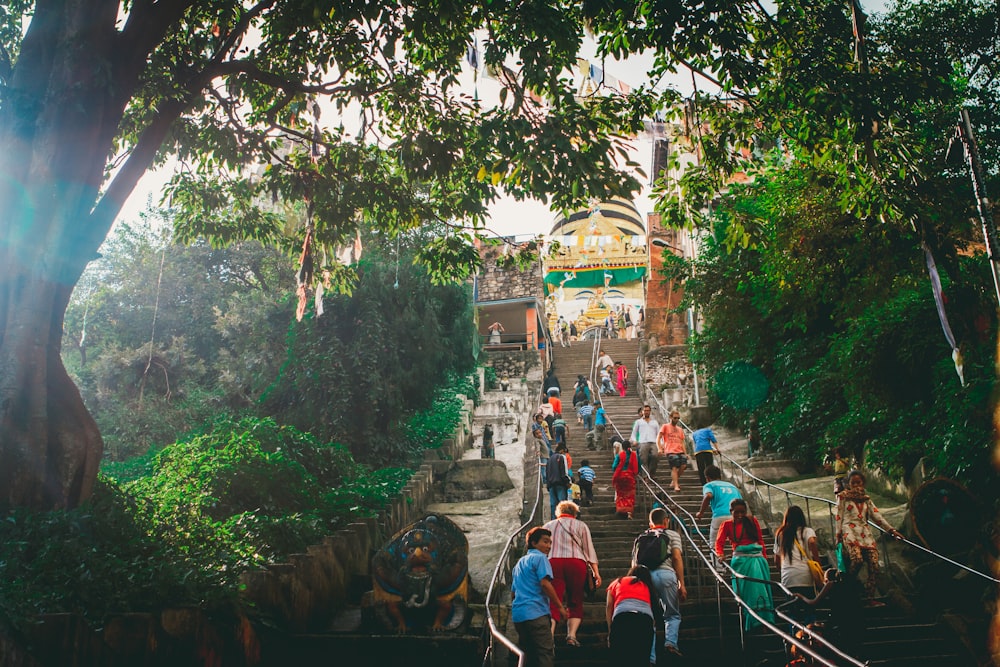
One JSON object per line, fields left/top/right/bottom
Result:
{"left": 0, "top": 268, "right": 103, "bottom": 511}
{"left": 0, "top": 0, "right": 226, "bottom": 509}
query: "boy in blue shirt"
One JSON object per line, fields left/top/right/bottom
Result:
{"left": 512, "top": 527, "right": 568, "bottom": 667}
{"left": 576, "top": 400, "right": 594, "bottom": 432}
{"left": 694, "top": 465, "right": 743, "bottom": 550}
{"left": 576, "top": 460, "right": 596, "bottom": 507}
{"left": 585, "top": 404, "right": 608, "bottom": 451}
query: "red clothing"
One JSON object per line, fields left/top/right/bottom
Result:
{"left": 548, "top": 558, "right": 588, "bottom": 620}
{"left": 615, "top": 365, "right": 629, "bottom": 397}
{"left": 715, "top": 516, "right": 767, "bottom": 558}
{"left": 612, "top": 451, "right": 638, "bottom": 515}
{"left": 608, "top": 576, "right": 652, "bottom": 606}
{"left": 548, "top": 396, "right": 562, "bottom": 416}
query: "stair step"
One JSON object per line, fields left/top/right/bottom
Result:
{"left": 526, "top": 340, "right": 972, "bottom": 667}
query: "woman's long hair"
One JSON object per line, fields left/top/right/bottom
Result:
{"left": 729, "top": 498, "right": 759, "bottom": 542}
{"left": 777, "top": 505, "right": 808, "bottom": 560}
{"left": 620, "top": 439, "right": 633, "bottom": 468}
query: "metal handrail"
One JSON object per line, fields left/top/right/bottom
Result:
{"left": 635, "top": 473, "right": 866, "bottom": 667}
{"left": 711, "top": 447, "right": 1000, "bottom": 585}
{"left": 640, "top": 371, "right": 1000, "bottom": 586}
{"left": 482, "top": 331, "right": 538, "bottom": 348}
{"left": 481, "top": 437, "right": 544, "bottom": 667}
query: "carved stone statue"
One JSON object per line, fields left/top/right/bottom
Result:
{"left": 371, "top": 514, "right": 469, "bottom": 633}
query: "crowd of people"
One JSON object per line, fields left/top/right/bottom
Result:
{"left": 517, "top": 375, "right": 904, "bottom": 666}
{"left": 512, "top": 503, "right": 685, "bottom": 667}
{"left": 549, "top": 304, "right": 645, "bottom": 347}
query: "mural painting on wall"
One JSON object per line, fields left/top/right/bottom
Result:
{"left": 543, "top": 197, "right": 648, "bottom": 333}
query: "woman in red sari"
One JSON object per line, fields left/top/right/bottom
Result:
{"left": 612, "top": 439, "right": 639, "bottom": 519}
{"left": 615, "top": 361, "right": 629, "bottom": 397}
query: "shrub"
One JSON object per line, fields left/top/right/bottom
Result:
{"left": 0, "top": 417, "right": 410, "bottom": 630}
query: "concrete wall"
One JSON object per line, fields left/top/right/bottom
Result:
{"left": 519, "top": 378, "right": 545, "bottom": 527}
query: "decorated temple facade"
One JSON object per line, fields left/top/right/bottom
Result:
{"left": 543, "top": 198, "right": 648, "bottom": 334}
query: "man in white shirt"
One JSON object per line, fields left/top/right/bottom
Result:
{"left": 595, "top": 349, "right": 613, "bottom": 372}
{"left": 630, "top": 404, "right": 661, "bottom": 476}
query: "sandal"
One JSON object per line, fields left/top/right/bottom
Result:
{"left": 566, "top": 636, "right": 581, "bottom": 647}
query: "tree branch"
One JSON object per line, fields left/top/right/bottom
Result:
{"left": 211, "top": 60, "right": 352, "bottom": 96}
{"left": 668, "top": 48, "right": 755, "bottom": 106}
{"left": 88, "top": 97, "right": 190, "bottom": 245}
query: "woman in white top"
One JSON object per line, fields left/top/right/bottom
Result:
{"left": 774, "top": 505, "right": 819, "bottom": 597}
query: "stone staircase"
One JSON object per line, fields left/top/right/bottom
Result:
{"left": 544, "top": 339, "right": 971, "bottom": 667}
{"left": 255, "top": 338, "right": 975, "bottom": 666}
{"left": 546, "top": 338, "right": 754, "bottom": 664}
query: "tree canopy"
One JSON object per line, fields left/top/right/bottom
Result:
{"left": 1, "top": 0, "right": 997, "bottom": 509}
{"left": 657, "top": 0, "right": 999, "bottom": 494}
{"left": 0, "top": 0, "right": 671, "bottom": 509}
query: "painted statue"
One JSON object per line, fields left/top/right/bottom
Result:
{"left": 371, "top": 514, "right": 469, "bottom": 633}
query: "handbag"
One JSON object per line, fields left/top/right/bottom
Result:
{"left": 583, "top": 563, "right": 598, "bottom": 601}
{"left": 794, "top": 537, "right": 825, "bottom": 590}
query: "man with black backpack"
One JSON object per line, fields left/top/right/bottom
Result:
{"left": 631, "top": 507, "right": 686, "bottom": 658}
{"left": 545, "top": 445, "right": 571, "bottom": 520}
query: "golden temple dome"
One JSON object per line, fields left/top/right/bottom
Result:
{"left": 549, "top": 197, "right": 646, "bottom": 238}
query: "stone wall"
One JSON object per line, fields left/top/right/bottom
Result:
{"left": 644, "top": 214, "right": 689, "bottom": 347}
{"left": 475, "top": 247, "right": 544, "bottom": 303}
{"left": 642, "top": 344, "right": 700, "bottom": 411}
{"left": 483, "top": 349, "right": 543, "bottom": 380}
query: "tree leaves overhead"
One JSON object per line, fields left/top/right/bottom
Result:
{"left": 0, "top": 0, "right": 686, "bottom": 283}
{"left": 674, "top": 160, "right": 996, "bottom": 489}
{"left": 653, "top": 0, "right": 999, "bottom": 243}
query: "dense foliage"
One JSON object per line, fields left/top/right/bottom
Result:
{"left": 0, "top": 418, "right": 410, "bottom": 628}
{"left": 63, "top": 218, "right": 477, "bottom": 466}
{"left": 260, "top": 232, "right": 477, "bottom": 462}
{"left": 669, "top": 161, "right": 996, "bottom": 494}
{"left": 62, "top": 216, "right": 292, "bottom": 458}
{"left": 1, "top": 0, "right": 675, "bottom": 510}
{"left": 651, "top": 0, "right": 999, "bottom": 497}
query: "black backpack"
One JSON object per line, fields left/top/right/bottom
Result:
{"left": 545, "top": 452, "right": 568, "bottom": 488}
{"left": 633, "top": 529, "right": 671, "bottom": 569}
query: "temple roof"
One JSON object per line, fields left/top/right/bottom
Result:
{"left": 549, "top": 197, "right": 646, "bottom": 237}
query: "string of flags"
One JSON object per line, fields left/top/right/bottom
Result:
{"left": 550, "top": 235, "right": 647, "bottom": 247}
{"left": 577, "top": 58, "right": 632, "bottom": 97}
